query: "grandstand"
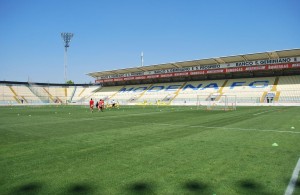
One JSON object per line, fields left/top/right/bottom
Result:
{"left": 86, "top": 48, "right": 300, "bottom": 107}
{"left": 87, "top": 76, "right": 299, "bottom": 107}
{"left": 1, "top": 48, "right": 300, "bottom": 106}
{"left": 0, "top": 81, "right": 99, "bottom": 105}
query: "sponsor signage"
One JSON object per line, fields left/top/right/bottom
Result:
{"left": 134, "top": 76, "right": 146, "bottom": 80}
{"left": 206, "top": 69, "right": 225, "bottom": 74}
{"left": 95, "top": 61, "right": 300, "bottom": 83}
{"left": 189, "top": 71, "right": 205, "bottom": 75}
{"left": 146, "top": 74, "right": 160, "bottom": 79}
{"left": 268, "top": 64, "right": 289, "bottom": 69}
{"left": 123, "top": 77, "right": 135, "bottom": 81}
{"left": 174, "top": 72, "right": 189, "bottom": 76}
{"left": 113, "top": 78, "right": 124, "bottom": 82}
{"left": 160, "top": 73, "right": 174, "bottom": 78}
{"left": 292, "top": 63, "right": 300, "bottom": 68}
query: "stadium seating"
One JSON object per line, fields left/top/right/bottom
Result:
{"left": 1, "top": 75, "right": 300, "bottom": 105}
{"left": 0, "top": 85, "right": 18, "bottom": 104}
{"left": 277, "top": 75, "right": 300, "bottom": 103}
{"left": 222, "top": 77, "right": 276, "bottom": 103}
{"left": 46, "top": 86, "right": 68, "bottom": 102}
{"left": 174, "top": 80, "right": 225, "bottom": 104}
{"left": 10, "top": 85, "right": 42, "bottom": 104}
{"left": 72, "top": 85, "right": 99, "bottom": 103}
{"left": 138, "top": 83, "right": 185, "bottom": 104}
{"left": 92, "top": 75, "right": 300, "bottom": 105}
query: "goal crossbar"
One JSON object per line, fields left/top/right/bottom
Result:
{"left": 197, "top": 94, "right": 237, "bottom": 111}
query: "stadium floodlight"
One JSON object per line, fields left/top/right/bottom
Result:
{"left": 61, "top": 32, "right": 74, "bottom": 82}
{"left": 141, "top": 51, "right": 144, "bottom": 67}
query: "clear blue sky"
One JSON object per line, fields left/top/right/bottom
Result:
{"left": 0, "top": 0, "right": 299, "bottom": 83}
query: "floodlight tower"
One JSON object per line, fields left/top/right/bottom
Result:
{"left": 141, "top": 51, "right": 144, "bottom": 67}
{"left": 61, "top": 32, "right": 74, "bottom": 82}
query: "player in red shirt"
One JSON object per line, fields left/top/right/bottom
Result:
{"left": 99, "top": 99, "right": 104, "bottom": 112}
{"left": 89, "top": 98, "right": 94, "bottom": 112}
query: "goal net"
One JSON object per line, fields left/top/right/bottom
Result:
{"left": 197, "top": 94, "right": 236, "bottom": 111}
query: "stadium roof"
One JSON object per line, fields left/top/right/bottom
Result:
{"left": 87, "top": 48, "right": 300, "bottom": 78}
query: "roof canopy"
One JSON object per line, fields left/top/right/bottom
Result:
{"left": 87, "top": 48, "right": 300, "bottom": 78}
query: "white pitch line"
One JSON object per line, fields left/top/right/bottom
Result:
{"left": 0, "top": 110, "right": 182, "bottom": 129}
{"left": 253, "top": 110, "right": 272, "bottom": 116}
{"left": 284, "top": 158, "right": 300, "bottom": 195}
{"left": 3, "top": 109, "right": 299, "bottom": 135}
{"left": 253, "top": 108, "right": 282, "bottom": 116}
{"left": 112, "top": 120, "right": 300, "bottom": 134}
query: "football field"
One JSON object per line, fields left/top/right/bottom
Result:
{"left": 1, "top": 105, "right": 300, "bottom": 195}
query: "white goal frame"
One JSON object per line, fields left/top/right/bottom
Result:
{"left": 196, "top": 94, "right": 237, "bottom": 111}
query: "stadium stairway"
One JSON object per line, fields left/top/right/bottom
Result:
{"left": 271, "top": 76, "right": 279, "bottom": 92}
{"left": 272, "top": 77, "right": 280, "bottom": 102}
{"left": 21, "top": 96, "right": 28, "bottom": 103}
{"left": 43, "top": 88, "right": 55, "bottom": 102}
{"left": 133, "top": 84, "right": 154, "bottom": 103}
{"left": 70, "top": 86, "right": 77, "bottom": 102}
{"left": 259, "top": 76, "right": 280, "bottom": 103}
{"left": 8, "top": 86, "right": 21, "bottom": 104}
{"left": 260, "top": 91, "right": 268, "bottom": 103}
{"left": 274, "top": 91, "right": 281, "bottom": 102}
{"left": 64, "top": 88, "right": 67, "bottom": 98}
{"left": 108, "top": 85, "right": 126, "bottom": 100}
{"left": 78, "top": 88, "right": 86, "bottom": 97}
{"left": 82, "top": 86, "right": 102, "bottom": 101}
{"left": 215, "top": 79, "right": 228, "bottom": 101}
{"left": 170, "top": 82, "right": 187, "bottom": 103}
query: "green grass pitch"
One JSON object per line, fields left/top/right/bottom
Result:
{"left": 1, "top": 105, "right": 300, "bottom": 195}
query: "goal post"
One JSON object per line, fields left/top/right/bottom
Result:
{"left": 197, "top": 94, "right": 236, "bottom": 111}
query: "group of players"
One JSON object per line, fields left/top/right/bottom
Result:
{"left": 89, "top": 98, "right": 116, "bottom": 112}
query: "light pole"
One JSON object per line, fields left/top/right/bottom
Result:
{"left": 141, "top": 51, "right": 144, "bottom": 67}
{"left": 61, "top": 32, "right": 74, "bottom": 82}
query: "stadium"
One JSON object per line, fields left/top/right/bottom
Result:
{"left": 2, "top": 49, "right": 300, "bottom": 107}
{"left": 1, "top": 48, "right": 300, "bottom": 194}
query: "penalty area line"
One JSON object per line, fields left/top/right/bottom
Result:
{"left": 284, "top": 158, "right": 300, "bottom": 195}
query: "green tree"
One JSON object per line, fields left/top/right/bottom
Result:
{"left": 66, "top": 80, "right": 74, "bottom": 84}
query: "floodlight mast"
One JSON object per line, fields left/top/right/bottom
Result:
{"left": 61, "top": 32, "right": 74, "bottom": 82}
{"left": 141, "top": 51, "right": 144, "bottom": 67}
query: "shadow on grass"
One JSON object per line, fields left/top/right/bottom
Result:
{"left": 239, "top": 179, "right": 263, "bottom": 189}
{"left": 10, "top": 182, "right": 42, "bottom": 195}
{"left": 236, "top": 179, "right": 273, "bottom": 195}
{"left": 67, "top": 183, "right": 95, "bottom": 195}
{"left": 296, "top": 180, "right": 300, "bottom": 188}
{"left": 285, "top": 177, "right": 300, "bottom": 189}
{"left": 182, "top": 180, "right": 210, "bottom": 193}
{"left": 126, "top": 181, "right": 156, "bottom": 194}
